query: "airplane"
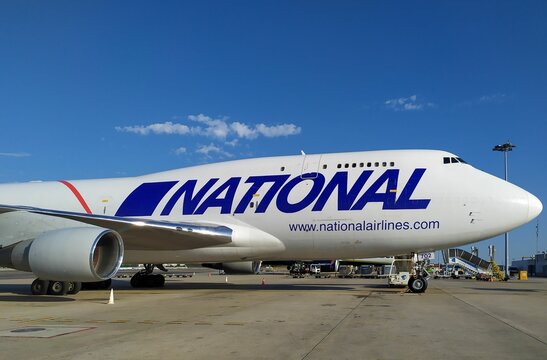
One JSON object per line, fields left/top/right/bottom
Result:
{"left": 0, "top": 149, "right": 542, "bottom": 295}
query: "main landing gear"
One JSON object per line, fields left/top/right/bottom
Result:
{"left": 30, "top": 278, "right": 111, "bottom": 295}
{"left": 30, "top": 279, "right": 83, "bottom": 296}
{"left": 130, "top": 264, "right": 166, "bottom": 288}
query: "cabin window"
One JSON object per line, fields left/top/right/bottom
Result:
{"left": 337, "top": 164, "right": 342, "bottom": 169}
{"left": 359, "top": 162, "right": 364, "bottom": 167}
{"left": 374, "top": 162, "right": 379, "bottom": 167}
{"left": 280, "top": 166, "right": 285, "bottom": 171}
{"left": 322, "top": 164, "right": 328, "bottom": 169}
{"left": 352, "top": 163, "right": 356, "bottom": 168}
{"left": 390, "top": 162, "right": 395, "bottom": 167}
{"left": 344, "top": 163, "right": 349, "bottom": 168}
{"left": 382, "top": 162, "right": 387, "bottom": 167}
{"left": 367, "top": 162, "right": 372, "bottom": 167}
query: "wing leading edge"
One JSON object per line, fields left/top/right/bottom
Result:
{"left": 0, "top": 205, "right": 232, "bottom": 251}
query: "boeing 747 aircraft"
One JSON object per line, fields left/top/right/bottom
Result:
{"left": 0, "top": 150, "right": 542, "bottom": 294}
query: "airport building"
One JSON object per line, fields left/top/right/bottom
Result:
{"left": 512, "top": 253, "right": 547, "bottom": 277}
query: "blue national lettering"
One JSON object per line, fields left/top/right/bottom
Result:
{"left": 116, "top": 169, "right": 430, "bottom": 216}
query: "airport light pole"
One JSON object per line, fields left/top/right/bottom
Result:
{"left": 492, "top": 142, "right": 516, "bottom": 279}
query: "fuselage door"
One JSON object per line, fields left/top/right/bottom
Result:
{"left": 301, "top": 154, "right": 322, "bottom": 179}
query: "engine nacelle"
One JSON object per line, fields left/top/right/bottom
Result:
{"left": 10, "top": 227, "right": 124, "bottom": 282}
{"left": 202, "top": 261, "right": 262, "bottom": 274}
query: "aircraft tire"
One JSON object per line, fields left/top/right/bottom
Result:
{"left": 130, "top": 273, "right": 165, "bottom": 288}
{"left": 153, "top": 274, "right": 165, "bottom": 287}
{"left": 130, "top": 273, "right": 143, "bottom": 288}
{"left": 408, "top": 276, "right": 428, "bottom": 293}
{"left": 48, "top": 281, "right": 69, "bottom": 296}
{"left": 67, "top": 281, "right": 82, "bottom": 295}
{"left": 31, "top": 279, "right": 49, "bottom": 295}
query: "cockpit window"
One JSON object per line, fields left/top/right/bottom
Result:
{"left": 443, "top": 156, "right": 469, "bottom": 165}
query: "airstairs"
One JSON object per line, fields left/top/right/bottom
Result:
{"left": 442, "top": 248, "right": 491, "bottom": 275}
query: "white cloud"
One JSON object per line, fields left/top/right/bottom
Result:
{"left": 256, "top": 123, "right": 302, "bottom": 137}
{"left": 117, "top": 114, "right": 301, "bottom": 140}
{"left": 0, "top": 152, "right": 31, "bottom": 157}
{"left": 116, "top": 122, "right": 190, "bottom": 135}
{"left": 225, "top": 139, "right": 239, "bottom": 147}
{"left": 230, "top": 122, "right": 258, "bottom": 139}
{"left": 196, "top": 143, "right": 233, "bottom": 158}
{"left": 174, "top": 147, "right": 187, "bottom": 155}
{"left": 188, "top": 114, "right": 231, "bottom": 139}
{"left": 117, "top": 114, "right": 301, "bottom": 160}
{"left": 385, "top": 95, "right": 435, "bottom": 111}
{"left": 479, "top": 93, "right": 506, "bottom": 103}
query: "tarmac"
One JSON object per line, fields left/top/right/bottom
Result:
{"left": 0, "top": 270, "right": 546, "bottom": 360}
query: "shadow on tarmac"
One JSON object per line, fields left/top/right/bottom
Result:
{"left": 0, "top": 284, "right": 76, "bottom": 302}
{"left": 470, "top": 287, "right": 538, "bottom": 293}
{"left": 0, "top": 276, "right": 401, "bottom": 301}
{"left": 0, "top": 294, "right": 75, "bottom": 302}
{"left": 111, "top": 279, "right": 354, "bottom": 292}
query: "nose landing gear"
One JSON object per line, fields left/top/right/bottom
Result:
{"left": 408, "top": 275, "right": 428, "bottom": 293}
{"left": 408, "top": 253, "right": 429, "bottom": 293}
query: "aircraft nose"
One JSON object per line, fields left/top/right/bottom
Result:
{"left": 528, "top": 192, "right": 543, "bottom": 221}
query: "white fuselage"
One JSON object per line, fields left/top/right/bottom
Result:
{"left": 0, "top": 150, "right": 542, "bottom": 264}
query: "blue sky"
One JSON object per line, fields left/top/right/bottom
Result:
{"left": 0, "top": 1, "right": 545, "bottom": 262}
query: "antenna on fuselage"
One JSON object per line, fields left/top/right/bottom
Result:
{"left": 300, "top": 150, "right": 306, "bottom": 155}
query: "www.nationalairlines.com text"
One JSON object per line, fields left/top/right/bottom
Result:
{"left": 288, "top": 220, "right": 441, "bottom": 233}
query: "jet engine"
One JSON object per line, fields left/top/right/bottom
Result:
{"left": 202, "top": 261, "right": 262, "bottom": 274}
{"left": 8, "top": 227, "right": 123, "bottom": 282}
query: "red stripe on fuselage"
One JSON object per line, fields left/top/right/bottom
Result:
{"left": 58, "top": 180, "right": 92, "bottom": 214}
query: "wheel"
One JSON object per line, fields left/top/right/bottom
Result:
{"left": 409, "top": 276, "right": 428, "bottom": 293}
{"left": 31, "top": 279, "right": 49, "bottom": 295}
{"left": 130, "top": 273, "right": 143, "bottom": 288}
{"left": 48, "top": 281, "right": 69, "bottom": 296}
{"left": 153, "top": 274, "right": 165, "bottom": 287}
{"left": 67, "top": 282, "right": 82, "bottom": 295}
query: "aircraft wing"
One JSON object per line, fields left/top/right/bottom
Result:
{"left": 0, "top": 205, "right": 232, "bottom": 251}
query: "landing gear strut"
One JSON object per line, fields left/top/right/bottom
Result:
{"left": 130, "top": 264, "right": 166, "bottom": 288}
